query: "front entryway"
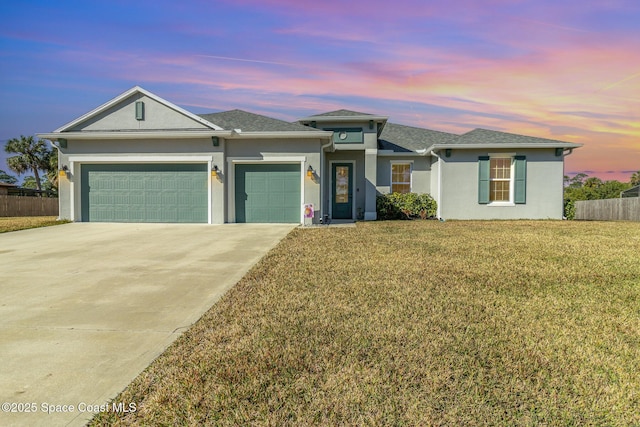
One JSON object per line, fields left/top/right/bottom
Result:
{"left": 332, "top": 162, "right": 353, "bottom": 219}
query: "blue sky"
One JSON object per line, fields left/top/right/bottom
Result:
{"left": 1, "top": 0, "right": 639, "bottom": 182}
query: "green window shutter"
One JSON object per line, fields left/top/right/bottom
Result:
{"left": 514, "top": 155, "right": 527, "bottom": 204}
{"left": 478, "top": 156, "right": 490, "bottom": 204}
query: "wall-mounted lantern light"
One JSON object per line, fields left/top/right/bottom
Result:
{"left": 211, "top": 165, "right": 220, "bottom": 177}
{"left": 445, "top": 148, "right": 452, "bottom": 158}
{"left": 212, "top": 136, "right": 219, "bottom": 147}
{"left": 307, "top": 165, "right": 314, "bottom": 177}
{"left": 59, "top": 165, "right": 69, "bottom": 178}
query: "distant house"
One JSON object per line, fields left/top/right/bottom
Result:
{"left": 38, "top": 86, "right": 581, "bottom": 224}
{"left": 0, "top": 182, "right": 17, "bottom": 196}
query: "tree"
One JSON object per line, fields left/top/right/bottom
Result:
{"left": 45, "top": 148, "right": 59, "bottom": 193}
{"left": 4, "top": 135, "right": 53, "bottom": 193}
{"left": 0, "top": 169, "right": 18, "bottom": 184}
{"left": 564, "top": 173, "right": 631, "bottom": 219}
{"left": 21, "top": 176, "right": 38, "bottom": 189}
{"left": 631, "top": 170, "right": 640, "bottom": 187}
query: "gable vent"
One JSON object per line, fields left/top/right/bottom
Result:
{"left": 135, "top": 101, "right": 145, "bottom": 121}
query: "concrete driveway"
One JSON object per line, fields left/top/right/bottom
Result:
{"left": 0, "top": 222, "right": 295, "bottom": 427}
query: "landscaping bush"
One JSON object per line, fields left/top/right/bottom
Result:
{"left": 376, "top": 192, "right": 437, "bottom": 220}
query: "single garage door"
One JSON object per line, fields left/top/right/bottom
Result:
{"left": 81, "top": 163, "right": 208, "bottom": 223}
{"left": 235, "top": 163, "right": 301, "bottom": 223}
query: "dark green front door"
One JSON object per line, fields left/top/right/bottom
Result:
{"left": 235, "top": 163, "right": 301, "bottom": 223}
{"left": 332, "top": 163, "right": 353, "bottom": 219}
{"left": 81, "top": 163, "right": 207, "bottom": 223}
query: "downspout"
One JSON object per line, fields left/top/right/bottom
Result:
{"left": 430, "top": 150, "right": 442, "bottom": 220}
{"left": 319, "top": 138, "right": 334, "bottom": 223}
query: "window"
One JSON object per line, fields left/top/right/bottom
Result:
{"left": 490, "top": 157, "right": 511, "bottom": 202}
{"left": 478, "top": 155, "right": 526, "bottom": 204}
{"left": 391, "top": 162, "right": 412, "bottom": 193}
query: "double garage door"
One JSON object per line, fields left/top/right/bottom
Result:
{"left": 81, "top": 163, "right": 301, "bottom": 223}
{"left": 81, "top": 164, "right": 208, "bottom": 223}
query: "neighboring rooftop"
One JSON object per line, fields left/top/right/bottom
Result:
{"left": 198, "top": 110, "right": 317, "bottom": 132}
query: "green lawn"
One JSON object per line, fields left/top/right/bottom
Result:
{"left": 0, "top": 216, "right": 68, "bottom": 233}
{"left": 92, "top": 221, "right": 640, "bottom": 426}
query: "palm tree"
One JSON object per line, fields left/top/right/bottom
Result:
{"left": 4, "top": 135, "right": 52, "bottom": 193}
{"left": 45, "top": 148, "right": 59, "bottom": 193}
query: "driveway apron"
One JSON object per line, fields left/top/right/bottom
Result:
{"left": 0, "top": 223, "right": 294, "bottom": 426}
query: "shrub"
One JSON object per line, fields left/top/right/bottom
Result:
{"left": 376, "top": 193, "right": 437, "bottom": 220}
{"left": 564, "top": 200, "right": 576, "bottom": 220}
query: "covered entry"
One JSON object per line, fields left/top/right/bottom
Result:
{"left": 234, "top": 163, "right": 301, "bottom": 223}
{"left": 81, "top": 163, "right": 208, "bottom": 223}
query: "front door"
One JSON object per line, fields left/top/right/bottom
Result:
{"left": 332, "top": 163, "right": 353, "bottom": 219}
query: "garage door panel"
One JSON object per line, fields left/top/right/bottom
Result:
{"left": 81, "top": 164, "right": 207, "bottom": 223}
{"left": 235, "top": 163, "right": 300, "bottom": 223}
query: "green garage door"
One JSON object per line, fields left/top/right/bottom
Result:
{"left": 235, "top": 163, "right": 301, "bottom": 223}
{"left": 81, "top": 164, "right": 208, "bottom": 223}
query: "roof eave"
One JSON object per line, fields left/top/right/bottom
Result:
{"left": 431, "top": 142, "right": 583, "bottom": 150}
{"left": 229, "top": 131, "right": 333, "bottom": 139}
{"left": 37, "top": 130, "right": 233, "bottom": 140}
{"left": 298, "top": 115, "right": 389, "bottom": 123}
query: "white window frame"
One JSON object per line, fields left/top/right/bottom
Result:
{"left": 390, "top": 161, "right": 413, "bottom": 194}
{"left": 488, "top": 153, "right": 515, "bottom": 206}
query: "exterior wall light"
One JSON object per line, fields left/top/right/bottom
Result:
{"left": 307, "top": 165, "right": 314, "bottom": 177}
{"left": 211, "top": 165, "right": 220, "bottom": 177}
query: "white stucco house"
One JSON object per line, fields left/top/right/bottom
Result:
{"left": 38, "top": 86, "right": 581, "bottom": 224}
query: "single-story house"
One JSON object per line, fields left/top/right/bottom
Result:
{"left": 38, "top": 86, "right": 581, "bottom": 224}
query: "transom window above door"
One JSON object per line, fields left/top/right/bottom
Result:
{"left": 391, "top": 162, "right": 412, "bottom": 193}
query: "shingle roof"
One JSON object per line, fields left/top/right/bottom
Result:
{"left": 308, "top": 109, "right": 374, "bottom": 117}
{"left": 198, "top": 110, "right": 317, "bottom": 132}
{"left": 378, "top": 122, "right": 459, "bottom": 152}
{"left": 454, "top": 128, "right": 573, "bottom": 145}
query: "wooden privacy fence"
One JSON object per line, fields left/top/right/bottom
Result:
{"left": 0, "top": 195, "right": 59, "bottom": 217}
{"left": 575, "top": 198, "right": 640, "bottom": 221}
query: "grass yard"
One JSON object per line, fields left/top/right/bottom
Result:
{"left": 0, "top": 216, "right": 68, "bottom": 233}
{"left": 92, "top": 221, "right": 640, "bottom": 426}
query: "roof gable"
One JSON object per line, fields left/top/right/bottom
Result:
{"left": 55, "top": 86, "right": 223, "bottom": 133}
{"left": 198, "top": 110, "right": 318, "bottom": 132}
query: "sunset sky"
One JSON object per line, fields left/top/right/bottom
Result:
{"left": 1, "top": 0, "right": 638, "bottom": 182}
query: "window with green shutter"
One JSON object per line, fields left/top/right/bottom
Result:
{"left": 478, "top": 155, "right": 527, "bottom": 205}
{"left": 514, "top": 156, "right": 526, "bottom": 204}
{"left": 478, "top": 156, "right": 490, "bottom": 204}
